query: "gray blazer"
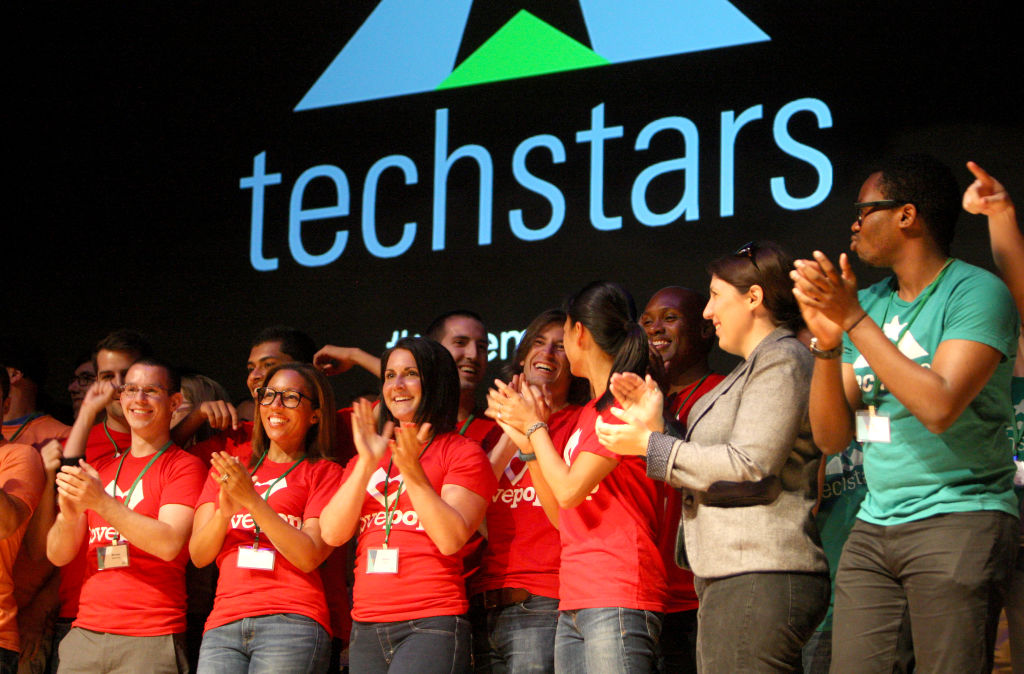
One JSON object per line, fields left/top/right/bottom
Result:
{"left": 646, "top": 326, "right": 827, "bottom": 579}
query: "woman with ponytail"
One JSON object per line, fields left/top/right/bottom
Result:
{"left": 487, "top": 281, "right": 667, "bottom": 674}
{"left": 595, "top": 242, "right": 829, "bottom": 672}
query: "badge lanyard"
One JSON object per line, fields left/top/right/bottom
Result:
{"left": 249, "top": 456, "right": 305, "bottom": 549}
{"left": 457, "top": 414, "right": 474, "bottom": 436}
{"left": 8, "top": 412, "right": 43, "bottom": 442}
{"left": 110, "top": 441, "right": 173, "bottom": 541}
{"left": 862, "top": 259, "right": 953, "bottom": 407}
{"left": 103, "top": 421, "right": 127, "bottom": 457}
{"left": 671, "top": 373, "right": 711, "bottom": 422}
{"left": 380, "top": 437, "right": 433, "bottom": 550}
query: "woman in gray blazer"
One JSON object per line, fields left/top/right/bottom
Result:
{"left": 597, "top": 241, "right": 829, "bottom": 673}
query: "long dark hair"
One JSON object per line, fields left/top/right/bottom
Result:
{"left": 707, "top": 240, "right": 804, "bottom": 332}
{"left": 251, "top": 362, "right": 336, "bottom": 465}
{"left": 505, "top": 309, "right": 589, "bottom": 406}
{"left": 564, "top": 282, "right": 649, "bottom": 411}
{"left": 378, "top": 337, "right": 459, "bottom": 435}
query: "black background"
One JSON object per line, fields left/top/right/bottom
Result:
{"left": 10, "top": 1, "right": 1024, "bottom": 409}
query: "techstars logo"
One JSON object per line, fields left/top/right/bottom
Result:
{"left": 296, "top": 1, "right": 769, "bottom": 110}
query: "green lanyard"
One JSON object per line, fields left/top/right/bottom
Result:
{"left": 250, "top": 455, "right": 305, "bottom": 548}
{"left": 457, "top": 414, "right": 475, "bottom": 436}
{"left": 110, "top": 440, "right": 173, "bottom": 535}
{"left": 381, "top": 437, "right": 433, "bottom": 549}
{"left": 671, "top": 373, "right": 711, "bottom": 422}
{"left": 865, "top": 259, "right": 953, "bottom": 405}
{"left": 103, "top": 421, "right": 127, "bottom": 457}
{"left": 8, "top": 412, "right": 43, "bottom": 442}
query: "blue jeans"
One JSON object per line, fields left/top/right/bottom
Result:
{"left": 472, "top": 594, "right": 558, "bottom": 673}
{"left": 349, "top": 615, "right": 471, "bottom": 673}
{"left": 554, "top": 608, "right": 662, "bottom": 674}
{"left": 196, "top": 613, "right": 330, "bottom": 674}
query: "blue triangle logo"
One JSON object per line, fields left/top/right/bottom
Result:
{"left": 296, "top": 0, "right": 768, "bottom": 112}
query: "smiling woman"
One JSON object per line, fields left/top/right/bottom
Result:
{"left": 317, "top": 337, "right": 497, "bottom": 673}
{"left": 188, "top": 362, "right": 342, "bottom": 674}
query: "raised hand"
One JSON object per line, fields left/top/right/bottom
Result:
{"left": 792, "top": 251, "right": 862, "bottom": 347}
{"left": 963, "top": 161, "right": 1013, "bottom": 217}
{"left": 351, "top": 398, "right": 392, "bottom": 463}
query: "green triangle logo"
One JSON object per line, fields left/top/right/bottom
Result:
{"left": 437, "top": 10, "right": 609, "bottom": 90}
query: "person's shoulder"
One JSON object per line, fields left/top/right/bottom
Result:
{"left": 0, "top": 441, "right": 42, "bottom": 468}
{"left": 164, "top": 445, "right": 207, "bottom": 474}
{"left": 945, "top": 259, "right": 1011, "bottom": 293}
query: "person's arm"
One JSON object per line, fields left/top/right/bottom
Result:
{"left": 209, "top": 452, "right": 334, "bottom": 572}
{"left": 45, "top": 491, "right": 87, "bottom": 567}
{"left": 19, "top": 440, "right": 62, "bottom": 560}
{"left": 486, "top": 434, "right": 516, "bottom": 480}
{"left": 54, "top": 461, "right": 194, "bottom": 561}
{"left": 172, "top": 401, "right": 239, "bottom": 445}
{"left": 319, "top": 400, "right": 390, "bottom": 546}
{"left": 314, "top": 345, "right": 382, "bottom": 378}
{"left": 964, "top": 161, "right": 1024, "bottom": 316}
{"left": 0, "top": 489, "right": 30, "bottom": 540}
{"left": 390, "top": 424, "right": 489, "bottom": 556}
{"left": 62, "top": 382, "right": 116, "bottom": 459}
{"left": 793, "top": 251, "right": 1005, "bottom": 435}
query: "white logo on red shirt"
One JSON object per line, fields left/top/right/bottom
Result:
{"left": 503, "top": 459, "right": 528, "bottom": 485}
{"left": 254, "top": 476, "right": 288, "bottom": 500}
{"left": 366, "top": 467, "right": 404, "bottom": 508}
{"left": 105, "top": 479, "right": 144, "bottom": 510}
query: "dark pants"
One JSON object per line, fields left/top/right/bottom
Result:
{"left": 658, "top": 609, "right": 697, "bottom": 674}
{"left": 831, "top": 511, "right": 1018, "bottom": 674}
{"left": 57, "top": 628, "right": 188, "bottom": 674}
{"left": 694, "top": 571, "right": 829, "bottom": 673}
{"left": 349, "top": 615, "right": 471, "bottom": 673}
{"left": 1, "top": 648, "right": 18, "bottom": 674}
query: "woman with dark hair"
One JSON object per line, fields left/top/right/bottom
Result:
{"left": 189, "top": 362, "right": 342, "bottom": 674}
{"left": 487, "top": 282, "right": 667, "bottom": 674}
{"left": 596, "top": 242, "right": 829, "bottom": 672}
{"left": 319, "top": 337, "right": 496, "bottom": 673}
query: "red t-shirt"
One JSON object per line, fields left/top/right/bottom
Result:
{"left": 75, "top": 446, "right": 205, "bottom": 636}
{"left": 188, "top": 423, "right": 253, "bottom": 468}
{"left": 459, "top": 414, "right": 502, "bottom": 452}
{"left": 471, "top": 405, "right": 582, "bottom": 598}
{"left": 661, "top": 374, "right": 724, "bottom": 613}
{"left": 557, "top": 400, "right": 667, "bottom": 612}
{"left": 345, "top": 431, "right": 497, "bottom": 622}
{"left": 58, "top": 422, "right": 133, "bottom": 619}
{"left": 197, "top": 444, "right": 344, "bottom": 633}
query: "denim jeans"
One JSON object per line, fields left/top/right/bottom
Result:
{"left": 694, "top": 571, "right": 829, "bottom": 673}
{"left": 472, "top": 594, "right": 558, "bottom": 673}
{"left": 831, "top": 511, "right": 1018, "bottom": 674}
{"left": 196, "top": 613, "right": 330, "bottom": 674}
{"left": 349, "top": 615, "right": 471, "bottom": 673}
{"left": 554, "top": 607, "right": 662, "bottom": 674}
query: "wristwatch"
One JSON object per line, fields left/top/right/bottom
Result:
{"left": 808, "top": 337, "right": 842, "bottom": 359}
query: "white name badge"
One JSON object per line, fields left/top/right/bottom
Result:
{"left": 856, "top": 407, "right": 891, "bottom": 443}
{"left": 97, "top": 542, "right": 130, "bottom": 570}
{"left": 367, "top": 547, "right": 399, "bottom": 574}
{"left": 237, "top": 546, "right": 276, "bottom": 570}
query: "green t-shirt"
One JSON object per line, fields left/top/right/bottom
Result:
{"left": 845, "top": 259, "right": 1019, "bottom": 525}
{"left": 815, "top": 441, "right": 867, "bottom": 631}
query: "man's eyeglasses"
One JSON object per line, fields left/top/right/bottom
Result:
{"left": 255, "top": 387, "right": 316, "bottom": 409}
{"left": 120, "top": 384, "right": 169, "bottom": 399}
{"left": 69, "top": 374, "right": 96, "bottom": 387}
{"left": 733, "top": 241, "right": 759, "bottom": 271}
{"left": 854, "top": 200, "right": 904, "bottom": 225}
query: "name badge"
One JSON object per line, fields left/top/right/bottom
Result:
{"left": 367, "top": 547, "right": 399, "bottom": 574}
{"left": 97, "top": 542, "right": 130, "bottom": 570}
{"left": 237, "top": 546, "right": 276, "bottom": 570}
{"left": 856, "top": 407, "right": 890, "bottom": 443}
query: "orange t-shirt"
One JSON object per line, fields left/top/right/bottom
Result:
{"left": 2, "top": 414, "right": 70, "bottom": 450}
{"left": 1, "top": 441, "right": 46, "bottom": 652}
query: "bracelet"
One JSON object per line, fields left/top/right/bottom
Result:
{"left": 518, "top": 451, "right": 537, "bottom": 462}
{"left": 525, "top": 421, "right": 548, "bottom": 438}
{"left": 846, "top": 312, "right": 869, "bottom": 333}
{"left": 808, "top": 337, "right": 843, "bottom": 359}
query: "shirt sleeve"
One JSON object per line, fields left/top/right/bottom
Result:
{"left": 0, "top": 443, "right": 46, "bottom": 516}
{"left": 441, "top": 437, "right": 497, "bottom": 500}
{"left": 158, "top": 450, "right": 207, "bottom": 508}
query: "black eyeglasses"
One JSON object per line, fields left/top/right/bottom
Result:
{"left": 69, "top": 373, "right": 96, "bottom": 387}
{"left": 733, "top": 241, "right": 759, "bottom": 270}
{"left": 854, "top": 200, "right": 904, "bottom": 225}
{"left": 255, "top": 387, "right": 317, "bottom": 409}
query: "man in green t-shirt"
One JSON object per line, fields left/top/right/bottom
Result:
{"left": 791, "top": 154, "right": 1019, "bottom": 673}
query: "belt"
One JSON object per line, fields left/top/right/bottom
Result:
{"left": 470, "top": 587, "right": 531, "bottom": 611}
